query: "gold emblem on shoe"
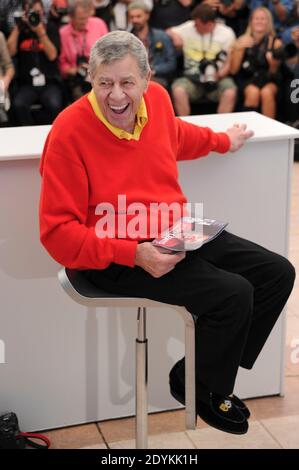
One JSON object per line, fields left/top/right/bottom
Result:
{"left": 219, "top": 400, "right": 232, "bottom": 412}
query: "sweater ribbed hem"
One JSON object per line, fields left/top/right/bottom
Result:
{"left": 215, "top": 132, "right": 231, "bottom": 153}
{"left": 113, "top": 239, "right": 138, "bottom": 267}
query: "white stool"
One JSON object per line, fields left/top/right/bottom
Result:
{"left": 58, "top": 267, "right": 196, "bottom": 449}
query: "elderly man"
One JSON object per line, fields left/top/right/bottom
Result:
{"left": 39, "top": 31, "right": 295, "bottom": 435}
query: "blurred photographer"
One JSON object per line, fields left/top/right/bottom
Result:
{"left": 201, "top": 0, "right": 249, "bottom": 37}
{"left": 0, "top": 1, "right": 53, "bottom": 37}
{"left": 49, "top": 0, "right": 70, "bottom": 27}
{"left": 246, "top": 0, "right": 294, "bottom": 36}
{"left": 168, "top": 3, "right": 237, "bottom": 115}
{"left": 150, "top": 0, "right": 194, "bottom": 31}
{"left": 275, "top": 26, "right": 299, "bottom": 124}
{"left": 93, "top": 0, "right": 114, "bottom": 28}
{"left": 59, "top": 0, "right": 108, "bottom": 101}
{"left": 0, "top": 31, "right": 15, "bottom": 124}
{"left": 128, "top": 1, "right": 177, "bottom": 88}
{"left": 7, "top": 0, "right": 62, "bottom": 125}
{"left": 231, "top": 7, "right": 282, "bottom": 118}
{"left": 286, "top": 27, "right": 299, "bottom": 75}
{"left": 111, "top": 0, "right": 153, "bottom": 31}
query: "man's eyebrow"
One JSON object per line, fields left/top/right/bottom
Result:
{"left": 97, "top": 75, "right": 136, "bottom": 81}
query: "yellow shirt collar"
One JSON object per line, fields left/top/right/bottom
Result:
{"left": 88, "top": 89, "right": 148, "bottom": 141}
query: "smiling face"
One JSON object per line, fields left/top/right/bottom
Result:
{"left": 91, "top": 54, "right": 150, "bottom": 133}
{"left": 251, "top": 9, "right": 270, "bottom": 35}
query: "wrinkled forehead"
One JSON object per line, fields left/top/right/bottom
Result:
{"left": 94, "top": 56, "right": 145, "bottom": 79}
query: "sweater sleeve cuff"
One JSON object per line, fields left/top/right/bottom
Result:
{"left": 214, "top": 132, "right": 231, "bottom": 154}
{"left": 113, "top": 239, "right": 138, "bottom": 267}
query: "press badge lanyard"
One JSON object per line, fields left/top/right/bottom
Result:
{"left": 199, "top": 32, "right": 213, "bottom": 59}
{"left": 73, "top": 30, "right": 87, "bottom": 58}
{"left": 29, "top": 36, "right": 46, "bottom": 87}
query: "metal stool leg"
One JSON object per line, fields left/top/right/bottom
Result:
{"left": 185, "top": 315, "right": 196, "bottom": 429}
{"left": 136, "top": 307, "right": 148, "bottom": 449}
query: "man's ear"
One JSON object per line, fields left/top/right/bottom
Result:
{"left": 144, "top": 69, "right": 152, "bottom": 91}
{"left": 88, "top": 69, "right": 94, "bottom": 86}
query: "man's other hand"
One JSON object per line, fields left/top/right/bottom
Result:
{"left": 135, "top": 242, "right": 186, "bottom": 278}
{"left": 226, "top": 123, "right": 254, "bottom": 152}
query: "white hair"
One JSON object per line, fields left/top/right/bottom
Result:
{"left": 89, "top": 31, "right": 150, "bottom": 79}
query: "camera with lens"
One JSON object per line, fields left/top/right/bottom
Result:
{"left": 199, "top": 58, "right": 218, "bottom": 90}
{"left": 198, "top": 50, "right": 227, "bottom": 90}
{"left": 272, "top": 42, "right": 298, "bottom": 61}
{"left": 27, "top": 10, "right": 41, "bottom": 27}
{"left": 76, "top": 55, "right": 89, "bottom": 79}
{"left": 13, "top": 8, "right": 41, "bottom": 28}
{"left": 241, "top": 35, "right": 269, "bottom": 77}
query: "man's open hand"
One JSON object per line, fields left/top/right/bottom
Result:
{"left": 226, "top": 123, "right": 254, "bottom": 152}
{"left": 135, "top": 242, "right": 186, "bottom": 278}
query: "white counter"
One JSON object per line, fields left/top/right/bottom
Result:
{"left": 0, "top": 112, "right": 298, "bottom": 431}
{"left": 183, "top": 111, "right": 299, "bottom": 142}
{"left": 0, "top": 125, "right": 50, "bottom": 161}
{"left": 1, "top": 112, "right": 298, "bottom": 161}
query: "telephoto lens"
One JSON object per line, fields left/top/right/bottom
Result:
{"left": 28, "top": 10, "right": 41, "bottom": 27}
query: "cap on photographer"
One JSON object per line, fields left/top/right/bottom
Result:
{"left": 6, "top": 0, "right": 62, "bottom": 126}
{"left": 167, "top": 3, "right": 237, "bottom": 115}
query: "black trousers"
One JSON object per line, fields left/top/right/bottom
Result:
{"left": 85, "top": 231, "right": 295, "bottom": 396}
{"left": 13, "top": 83, "right": 62, "bottom": 125}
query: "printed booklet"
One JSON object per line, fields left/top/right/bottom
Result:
{"left": 152, "top": 217, "right": 228, "bottom": 252}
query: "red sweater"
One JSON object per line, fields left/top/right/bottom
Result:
{"left": 39, "top": 82, "right": 230, "bottom": 269}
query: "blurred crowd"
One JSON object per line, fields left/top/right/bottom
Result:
{"left": 1, "top": 0, "right": 299, "bottom": 127}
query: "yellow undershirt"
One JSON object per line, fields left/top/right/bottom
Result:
{"left": 88, "top": 89, "right": 148, "bottom": 141}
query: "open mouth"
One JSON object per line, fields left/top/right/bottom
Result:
{"left": 109, "top": 104, "right": 129, "bottom": 115}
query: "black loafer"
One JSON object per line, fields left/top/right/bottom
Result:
{"left": 198, "top": 393, "right": 248, "bottom": 435}
{"left": 169, "top": 359, "right": 250, "bottom": 419}
{"left": 169, "top": 362, "right": 249, "bottom": 435}
{"left": 228, "top": 394, "right": 250, "bottom": 420}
